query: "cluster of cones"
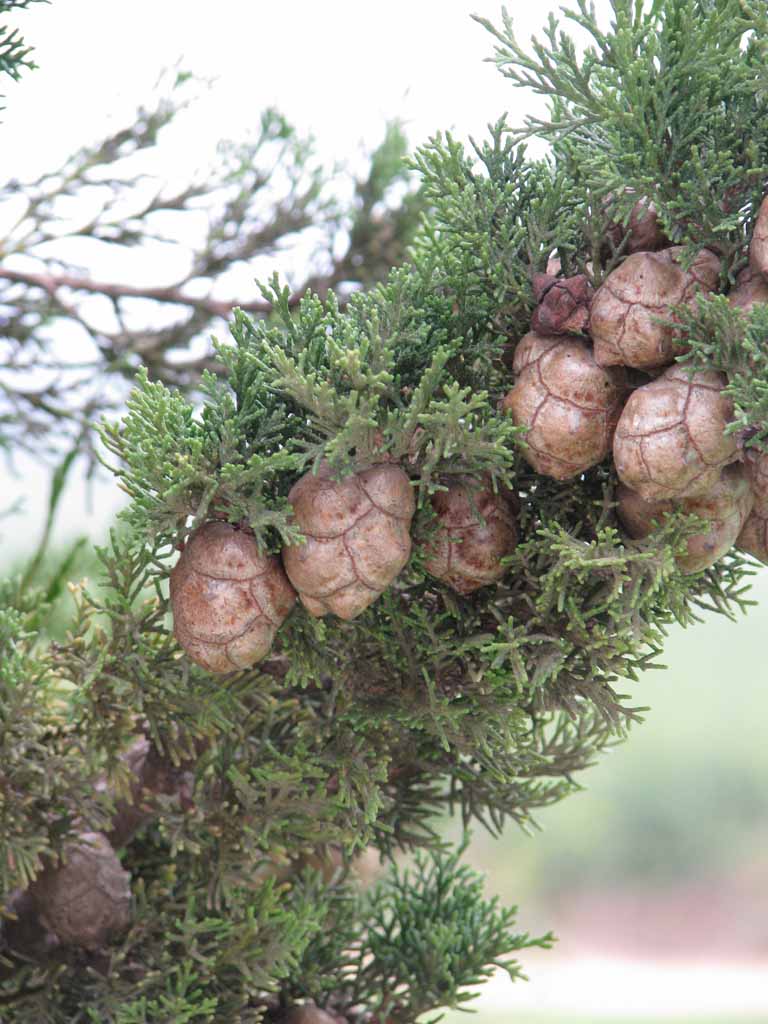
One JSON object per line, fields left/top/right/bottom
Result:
{"left": 170, "top": 465, "right": 518, "bottom": 674}
{"left": 502, "top": 196, "right": 768, "bottom": 574}
{"left": 170, "top": 197, "right": 768, "bottom": 678}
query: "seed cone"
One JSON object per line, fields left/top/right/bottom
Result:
{"left": 28, "top": 832, "right": 131, "bottom": 950}
{"left": 749, "top": 195, "right": 768, "bottom": 277}
{"left": 728, "top": 266, "right": 768, "bottom": 313}
{"left": 170, "top": 521, "right": 296, "bottom": 674}
{"left": 617, "top": 464, "right": 754, "bottom": 573}
{"left": 283, "top": 462, "right": 415, "bottom": 620}
{"left": 590, "top": 247, "right": 720, "bottom": 369}
{"left": 736, "top": 509, "right": 768, "bottom": 563}
{"left": 613, "top": 365, "right": 738, "bottom": 500}
{"left": 531, "top": 273, "right": 593, "bottom": 335}
{"left": 737, "top": 448, "right": 768, "bottom": 563}
{"left": 606, "top": 195, "right": 670, "bottom": 255}
{"left": 501, "top": 332, "right": 626, "bottom": 480}
{"left": 423, "top": 478, "right": 518, "bottom": 594}
{"left": 743, "top": 448, "right": 768, "bottom": 509}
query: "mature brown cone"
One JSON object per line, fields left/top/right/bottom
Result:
{"left": 170, "top": 521, "right": 296, "bottom": 674}
{"left": 737, "top": 447, "right": 768, "bottom": 563}
{"left": 281, "top": 1005, "right": 346, "bottom": 1024}
{"left": 749, "top": 195, "right": 768, "bottom": 277}
{"left": 590, "top": 247, "right": 720, "bottom": 369}
{"left": 743, "top": 447, "right": 768, "bottom": 508}
{"left": 27, "top": 832, "right": 131, "bottom": 950}
{"left": 737, "top": 509, "right": 768, "bottom": 563}
{"left": 501, "top": 332, "right": 626, "bottom": 480}
{"left": 423, "top": 477, "right": 518, "bottom": 594}
{"left": 606, "top": 196, "right": 671, "bottom": 255}
{"left": 531, "top": 273, "right": 593, "bottom": 335}
{"left": 728, "top": 266, "right": 768, "bottom": 313}
{"left": 613, "top": 365, "right": 738, "bottom": 500}
{"left": 617, "top": 464, "right": 754, "bottom": 573}
{"left": 282, "top": 462, "right": 415, "bottom": 619}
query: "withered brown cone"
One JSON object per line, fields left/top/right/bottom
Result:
{"left": 501, "top": 332, "right": 626, "bottom": 480}
{"left": 749, "top": 195, "right": 768, "bottom": 278}
{"left": 736, "top": 509, "right": 768, "bottom": 564}
{"left": 728, "top": 266, "right": 768, "bottom": 313}
{"left": 282, "top": 462, "right": 415, "bottom": 620}
{"left": 170, "top": 521, "right": 296, "bottom": 674}
{"left": 617, "top": 464, "right": 754, "bottom": 573}
{"left": 531, "top": 273, "right": 593, "bottom": 335}
{"left": 28, "top": 832, "right": 131, "bottom": 950}
{"left": 590, "top": 247, "right": 720, "bottom": 369}
{"left": 606, "top": 196, "right": 670, "bottom": 255}
{"left": 613, "top": 365, "right": 738, "bottom": 500}
{"left": 423, "top": 478, "right": 518, "bottom": 594}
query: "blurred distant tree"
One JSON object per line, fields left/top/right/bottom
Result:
{"left": 0, "top": 73, "right": 422, "bottom": 463}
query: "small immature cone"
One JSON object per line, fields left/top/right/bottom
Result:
{"left": 617, "top": 464, "right": 754, "bottom": 573}
{"left": 749, "top": 195, "right": 768, "bottom": 278}
{"left": 170, "top": 521, "right": 296, "bottom": 674}
{"left": 531, "top": 273, "right": 593, "bottom": 335}
{"left": 423, "top": 478, "right": 518, "bottom": 594}
{"left": 606, "top": 196, "right": 670, "bottom": 255}
{"left": 28, "top": 832, "right": 131, "bottom": 950}
{"left": 613, "top": 365, "right": 738, "bottom": 501}
{"left": 501, "top": 332, "right": 626, "bottom": 480}
{"left": 590, "top": 247, "right": 720, "bottom": 369}
{"left": 282, "top": 462, "right": 415, "bottom": 620}
{"left": 728, "top": 266, "right": 768, "bottom": 313}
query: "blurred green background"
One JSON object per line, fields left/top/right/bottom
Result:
{"left": 440, "top": 569, "right": 768, "bottom": 1021}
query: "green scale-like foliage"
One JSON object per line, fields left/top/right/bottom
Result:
{"left": 4, "top": 1, "right": 768, "bottom": 1019}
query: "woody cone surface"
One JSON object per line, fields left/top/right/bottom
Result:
{"left": 531, "top": 273, "right": 593, "bottom": 335}
{"left": 283, "top": 462, "right": 415, "bottom": 619}
{"left": 728, "top": 267, "right": 768, "bottom": 313}
{"left": 424, "top": 478, "right": 518, "bottom": 594}
{"left": 502, "top": 332, "right": 626, "bottom": 480}
{"left": 617, "top": 465, "right": 754, "bottom": 573}
{"left": 613, "top": 365, "right": 738, "bottom": 500}
{"left": 28, "top": 833, "right": 131, "bottom": 950}
{"left": 170, "top": 521, "right": 296, "bottom": 674}
{"left": 749, "top": 195, "right": 768, "bottom": 277}
{"left": 737, "top": 448, "right": 768, "bottom": 563}
{"left": 590, "top": 247, "right": 720, "bottom": 369}
{"left": 606, "top": 195, "right": 670, "bottom": 255}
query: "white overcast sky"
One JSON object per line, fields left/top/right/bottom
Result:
{"left": 4, "top": 0, "right": 616, "bottom": 551}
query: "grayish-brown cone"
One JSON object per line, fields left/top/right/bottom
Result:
{"left": 501, "top": 333, "right": 626, "bottom": 480}
{"left": 728, "top": 266, "right": 768, "bottom": 313}
{"left": 282, "top": 462, "right": 415, "bottom": 619}
{"left": 170, "top": 521, "right": 296, "bottom": 674}
{"left": 737, "top": 447, "right": 768, "bottom": 563}
{"left": 749, "top": 195, "right": 768, "bottom": 277}
{"left": 28, "top": 832, "right": 131, "bottom": 950}
{"left": 590, "top": 248, "right": 720, "bottom": 369}
{"left": 606, "top": 196, "right": 670, "bottom": 255}
{"left": 613, "top": 365, "right": 738, "bottom": 500}
{"left": 617, "top": 464, "right": 754, "bottom": 573}
{"left": 423, "top": 478, "right": 518, "bottom": 594}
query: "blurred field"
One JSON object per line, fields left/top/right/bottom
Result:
{"left": 441, "top": 567, "right": 768, "bottom": 1019}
